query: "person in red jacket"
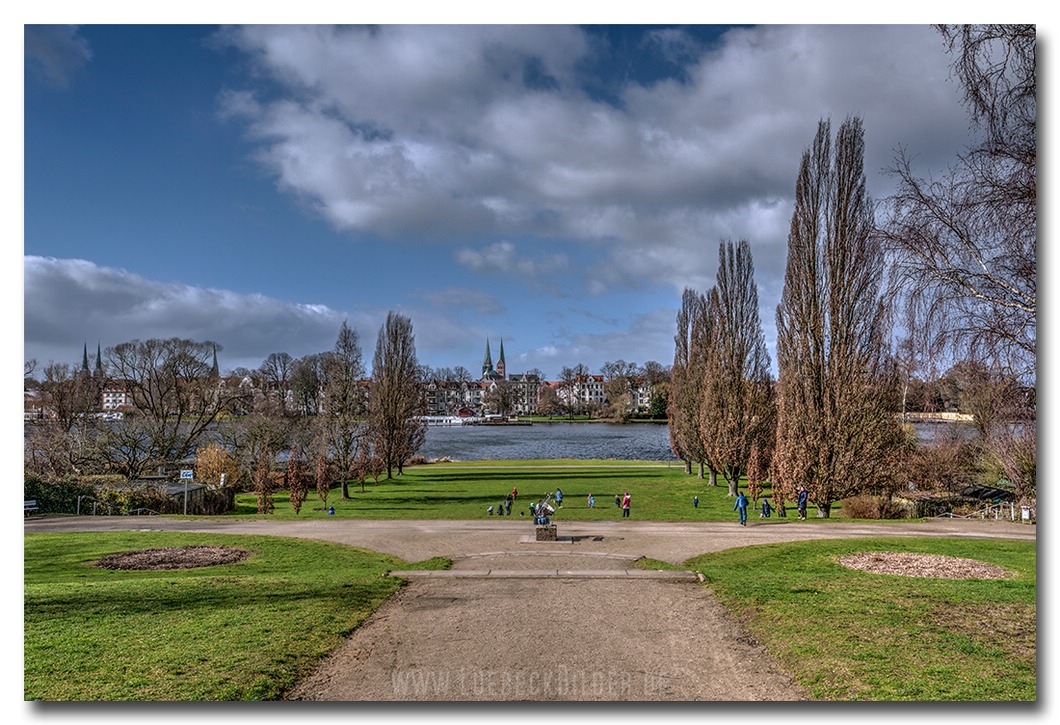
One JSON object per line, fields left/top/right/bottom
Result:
{"left": 621, "top": 492, "right": 631, "bottom": 517}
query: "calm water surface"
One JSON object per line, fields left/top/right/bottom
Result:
{"left": 419, "top": 422, "right": 677, "bottom": 461}
{"left": 417, "top": 420, "right": 967, "bottom": 461}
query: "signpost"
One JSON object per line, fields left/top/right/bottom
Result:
{"left": 180, "top": 469, "right": 193, "bottom": 515}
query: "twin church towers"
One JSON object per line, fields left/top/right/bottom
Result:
{"left": 481, "top": 338, "right": 506, "bottom": 381}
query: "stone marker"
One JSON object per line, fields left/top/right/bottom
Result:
{"left": 535, "top": 525, "right": 558, "bottom": 541}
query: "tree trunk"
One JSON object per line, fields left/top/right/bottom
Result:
{"left": 709, "top": 469, "right": 718, "bottom": 487}
{"left": 816, "top": 502, "right": 832, "bottom": 518}
{"left": 341, "top": 478, "right": 350, "bottom": 499}
{"left": 684, "top": 459, "right": 692, "bottom": 475}
{"left": 697, "top": 461, "right": 704, "bottom": 479}
{"left": 726, "top": 475, "right": 739, "bottom": 497}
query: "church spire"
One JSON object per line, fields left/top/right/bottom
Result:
{"left": 81, "top": 342, "right": 90, "bottom": 373}
{"left": 95, "top": 342, "right": 103, "bottom": 375}
{"left": 482, "top": 338, "right": 494, "bottom": 379}
{"left": 210, "top": 345, "right": 220, "bottom": 380}
{"left": 496, "top": 338, "right": 506, "bottom": 380}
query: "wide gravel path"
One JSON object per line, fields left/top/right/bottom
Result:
{"left": 26, "top": 515, "right": 1034, "bottom": 701}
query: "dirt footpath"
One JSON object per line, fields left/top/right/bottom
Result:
{"left": 286, "top": 564, "right": 804, "bottom": 701}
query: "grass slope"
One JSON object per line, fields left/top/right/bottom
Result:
{"left": 233, "top": 459, "right": 827, "bottom": 522}
{"left": 686, "top": 537, "right": 1036, "bottom": 701}
{"left": 24, "top": 532, "right": 446, "bottom": 701}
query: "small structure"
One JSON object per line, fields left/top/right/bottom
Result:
{"left": 535, "top": 525, "right": 558, "bottom": 541}
{"left": 533, "top": 494, "right": 557, "bottom": 540}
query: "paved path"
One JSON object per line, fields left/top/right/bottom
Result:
{"left": 25, "top": 516, "right": 1035, "bottom": 701}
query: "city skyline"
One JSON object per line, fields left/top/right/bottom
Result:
{"left": 24, "top": 21, "right": 985, "bottom": 379}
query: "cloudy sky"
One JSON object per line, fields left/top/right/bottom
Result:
{"left": 23, "top": 18, "right": 994, "bottom": 379}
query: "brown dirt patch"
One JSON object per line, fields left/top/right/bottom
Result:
{"left": 95, "top": 545, "right": 251, "bottom": 570}
{"left": 837, "top": 552, "right": 1013, "bottom": 579}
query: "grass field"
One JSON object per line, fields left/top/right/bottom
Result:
{"left": 23, "top": 531, "right": 447, "bottom": 701}
{"left": 231, "top": 458, "right": 853, "bottom": 522}
{"left": 24, "top": 531, "right": 1034, "bottom": 701}
{"left": 686, "top": 537, "right": 1036, "bottom": 701}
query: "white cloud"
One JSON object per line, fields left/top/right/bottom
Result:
{"left": 216, "top": 24, "right": 969, "bottom": 305}
{"left": 455, "top": 241, "right": 568, "bottom": 279}
{"left": 24, "top": 256, "right": 347, "bottom": 373}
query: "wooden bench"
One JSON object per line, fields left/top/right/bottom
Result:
{"left": 24, "top": 500, "right": 39, "bottom": 516}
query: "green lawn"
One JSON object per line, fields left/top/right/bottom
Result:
{"left": 232, "top": 459, "right": 841, "bottom": 522}
{"left": 686, "top": 537, "right": 1036, "bottom": 701}
{"left": 24, "top": 532, "right": 447, "bottom": 701}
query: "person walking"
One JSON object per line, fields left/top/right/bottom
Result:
{"left": 797, "top": 485, "right": 809, "bottom": 520}
{"left": 555, "top": 488, "right": 564, "bottom": 508}
{"left": 693, "top": 495, "right": 699, "bottom": 509}
{"left": 587, "top": 493, "right": 595, "bottom": 508}
{"left": 511, "top": 486, "right": 518, "bottom": 501}
{"left": 621, "top": 492, "right": 631, "bottom": 518}
{"left": 734, "top": 491, "right": 749, "bottom": 526}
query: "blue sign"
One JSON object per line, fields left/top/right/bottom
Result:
{"left": 180, "top": 469, "right": 194, "bottom": 480}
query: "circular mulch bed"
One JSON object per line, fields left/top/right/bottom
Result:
{"left": 96, "top": 545, "right": 251, "bottom": 570}
{"left": 837, "top": 551, "right": 1014, "bottom": 580}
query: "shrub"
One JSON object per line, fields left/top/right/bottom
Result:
{"left": 841, "top": 495, "right": 905, "bottom": 519}
{"left": 24, "top": 476, "right": 96, "bottom": 515}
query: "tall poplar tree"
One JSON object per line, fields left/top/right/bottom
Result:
{"left": 700, "top": 240, "right": 774, "bottom": 497}
{"left": 368, "top": 312, "right": 426, "bottom": 479}
{"left": 667, "top": 288, "right": 715, "bottom": 480}
{"left": 774, "top": 117, "right": 902, "bottom": 517}
{"left": 318, "top": 320, "right": 367, "bottom": 498}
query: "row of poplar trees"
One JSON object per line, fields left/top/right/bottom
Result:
{"left": 669, "top": 116, "right": 902, "bottom": 518}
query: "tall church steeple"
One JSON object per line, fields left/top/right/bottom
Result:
{"left": 482, "top": 339, "right": 494, "bottom": 379}
{"left": 496, "top": 338, "right": 506, "bottom": 380}
{"left": 81, "top": 342, "right": 90, "bottom": 373}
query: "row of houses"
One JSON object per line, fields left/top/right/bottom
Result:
{"left": 26, "top": 373, "right": 658, "bottom": 421}
{"left": 25, "top": 339, "right": 661, "bottom": 420}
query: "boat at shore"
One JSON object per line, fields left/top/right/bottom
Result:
{"left": 416, "top": 415, "right": 533, "bottom": 426}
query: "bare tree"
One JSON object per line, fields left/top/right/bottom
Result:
{"left": 558, "top": 364, "right": 588, "bottom": 419}
{"left": 290, "top": 353, "right": 327, "bottom": 416}
{"left": 699, "top": 240, "right": 775, "bottom": 497}
{"left": 317, "top": 321, "right": 368, "bottom": 498}
{"left": 38, "top": 362, "right": 102, "bottom": 433}
{"left": 258, "top": 352, "right": 295, "bottom": 410}
{"left": 774, "top": 117, "right": 903, "bottom": 517}
{"left": 253, "top": 446, "right": 275, "bottom": 515}
{"left": 483, "top": 380, "right": 516, "bottom": 417}
{"left": 368, "top": 312, "right": 427, "bottom": 479}
{"left": 880, "top": 25, "right": 1035, "bottom": 376}
{"left": 315, "top": 440, "right": 332, "bottom": 509}
{"left": 667, "top": 288, "right": 715, "bottom": 480}
{"left": 104, "top": 338, "right": 249, "bottom": 477}
{"left": 286, "top": 444, "right": 308, "bottom": 514}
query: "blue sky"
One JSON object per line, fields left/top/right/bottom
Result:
{"left": 22, "top": 18, "right": 999, "bottom": 379}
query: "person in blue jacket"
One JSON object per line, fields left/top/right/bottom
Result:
{"left": 797, "top": 485, "right": 809, "bottom": 520}
{"left": 734, "top": 491, "right": 749, "bottom": 526}
{"left": 760, "top": 497, "right": 772, "bottom": 518}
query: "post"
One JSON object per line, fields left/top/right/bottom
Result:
{"left": 180, "top": 469, "right": 194, "bottom": 515}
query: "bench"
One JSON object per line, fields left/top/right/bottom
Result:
{"left": 24, "top": 500, "right": 39, "bottom": 516}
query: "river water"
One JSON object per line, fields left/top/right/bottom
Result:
{"left": 417, "top": 420, "right": 971, "bottom": 462}
{"left": 418, "top": 422, "right": 677, "bottom": 461}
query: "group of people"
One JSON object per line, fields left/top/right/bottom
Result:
{"left": 487, "top": 487, "right": 633, "bottom": 518}
{"left": 732, "top": 485, "right": 810, "bottom": 525}
{"left": 487, "top": 486, "right": 520, "bottom": 516}
{"left": 488, "top": 484, "right": 813, "bottom": 524}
